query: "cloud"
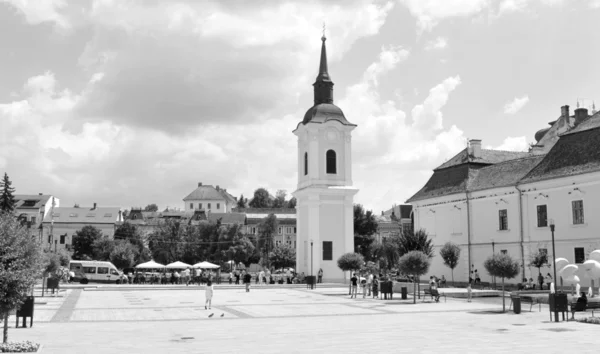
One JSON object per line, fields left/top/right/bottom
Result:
{"left": 411, "top": 76, "right": 462, "bottom": 133}
{"left": 490, "top": 136, "right": 530, "bottom": 151}
{"left": 1, "top": 0, "right": 71, "bottom": 29}
{"left": 504, "top": 95, "right": 529, "bottom": 114}
{"left": 425, "top": 37, "right": 447, "bottom": 50}
{"left": 399, "top": 0, "right": 488, "bottom": 32}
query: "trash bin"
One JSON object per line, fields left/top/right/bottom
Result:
{"left": 401, "top": 287, "right": 407, "bottom": 300}
{"left": 512, "top": 295, "right": 521, "bottom": 314}
{"left": 16, "top": 296, "right": 35, "bottom": 328}
{"left": 306, "top": 276, "right": 316, "bottom": 289}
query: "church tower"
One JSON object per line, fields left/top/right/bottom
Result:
{"left": 292, "top": 34, "right": 358, "bottom": 283}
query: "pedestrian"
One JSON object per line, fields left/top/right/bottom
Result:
{"left": 474, "top": 269, "right": 480, "bottom": 285}
{"left": 266, "top": 269, "right": 272, "bottom": 284}
{"left": 537, "top": 273, "right": 544, "bottom": 290}
{"left": 229, "top": 271, "right": 233, "bottom": 285}
{"left": 467, "top": 280, "right": 472, "bottom": 302}
{"left": 318, "top": 268, "right": 323, "bottom": 283}
{"left": 205, "top": 280, "right": 214, "bottom": 310}
{"left": 367, "top": 272, "right": 373, "bottom": 296}
{"left": 545, "top": 273, "right": 553, "bottom": 291}
{"left": 372, "top": 275, "right": 379, "bottom": 299}
{"left": 243, "top": 271, "right": 252, "bottom": 292}
{"left": 259, "top": 269, "right": 265, "bottom": 285}
{"left": 350, "top": 273, "right": 358, "bottom": 298}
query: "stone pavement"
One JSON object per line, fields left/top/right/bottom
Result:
{"left": 7, "top": 286, "right": 599, "bottom": 354}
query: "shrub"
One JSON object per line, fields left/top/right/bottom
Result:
{"left": 0, "top": 341, "right": 39, "bottom": 352}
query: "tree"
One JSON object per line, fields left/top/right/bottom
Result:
{"left": 353, "top": 204, "right": 378, "bottom": 260}
{"left": 110, "top": 240, "right": 137, "bottom": 270}
{"left": 147, "top": 219, "right": 186, "bottom": 264}
{"left": 272, "top": 190, "right": 287, "bottom": 208}
{"left": 370, "top": 237, "right": 400, "bottom": 274}
{"left": 0, "top": 173, "right": 16, "bottom": 213}
{"left": 0, "top": 212, "right": 44, "bottom": 343}
{"left": 144, "top": 204, "right": 159, "bottom": 212}
{"left": 114, "top": 222, "right": 149, "bottom": 264}
{"left": 92, "top": 238, "right": 116, "bottom": 261}
{"left": 484, "top": 253, "right": 520, "bottom": 312}
{"left": 56, "top": 248, "right": 71, "bottom": 267}
{"left": 257, "top": 214, "right": 278, "bottom": 268}
{"left": 237, "top": 194, "right": 247, "bottom": 209}
{"left": 337, "top": 252, "right": 365, "bottom": 294}
{"left": 249, "top": 188, "right": 272, "bottom": 208}
{"left": 398, "top": 229, "right": 434, "bottom": 258}
{"left": 286, "top": 197, "right": 297, "bottom": 209}
{"left": 397, "top": 251, "right": 431, "bottom": 304}
{"left": 440, "top": 242, "right": 461, "bottom": 286}
{"left": 224, "top": 235, "right": 256, "bottom": 267}
{"left": 269, "top": 244, "right": 296, "bottom": 270}
{"left": 72, "top": 226, "right": 103, "bottom": 260}
{"left": 528, "top": 249, "right": 549, "bottom": 278}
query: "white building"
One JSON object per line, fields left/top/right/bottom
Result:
{"left": 293, "top": 35, "right": 358, "bottom": 282}
{"left": 183, "top": 182, "right": 237, "bottom": 213}
{"left": 14, "top": 194, "right": 59, "bottom": 243}
{"left": 407, "top": 104, "right": 600, "bottom": 286}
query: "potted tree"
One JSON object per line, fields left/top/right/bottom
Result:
{"left": 397, "top": 251, "right": 431, "bottom": 304}
{"left": 337, "top": 253, "right": 364, "bottom": 295}
{"left": 440, "top": 242, "right": 460, "bottom": 287}
{"left": 484, "top": 253, "right": 520, "bottom": 312}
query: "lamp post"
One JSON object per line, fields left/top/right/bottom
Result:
{"left": 491, "top": 239, "right": 496, "bottom": 288}
{"left": 310, "top": 239, "right": 314, "bottom": 277}
{"left": 549, "top": 218, "right": 559, "bottom": 323}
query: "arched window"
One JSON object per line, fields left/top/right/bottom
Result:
{"left": 304, "top": 152, "right": 308, "bottom": 176}
{"left": 326, "top": 150, "right": 336, "bottom": 174}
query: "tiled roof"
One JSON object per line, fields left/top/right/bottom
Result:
{"left": 469, "top": 155, "right": 545, "bottom": 191}
{"left": 382, "top": 205, "right": 412, "bottom": 219}
{"left": 208, "top": 213, "right": 246, "bottom": 225}
{"left": 406, "top": 164, "right": 475, "bottom": 202}
{"left": 563, "top": 110, "right": 600, "bottom": 135}
{"left": 235, "top": 208, "right": 296, "bottom": 214}
{"left": 435, "top": 148, "right": 531, "bottom": 170}
{"left": 183, "top": 185, "right": 227, "bottom": 201}
{"left": 43, "top": 207, "right": 122, "bottom": 224}
{"left": 520, "top": 126, "right": 600, "bottom": 184}
{"left": 300, "top": 103, "right": 356, "bottom": 127}
{"left": 218, "top": 189, "right": 237, "bottom": 204}
{"left": 14, "top": 195, "right": 53, "bottom": 209}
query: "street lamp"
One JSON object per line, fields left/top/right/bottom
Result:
{"left": 549, "top": 218, "right": 559, "bottom": 322}
{"left": 491, "top": 238, "right": 496, "bottom": 288}
{"left": 310, "top": 239, "right": 314, "bottom": 277}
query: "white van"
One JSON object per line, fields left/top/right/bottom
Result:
{"left": 69, "top": 260, "right": 122, "bottom": 284}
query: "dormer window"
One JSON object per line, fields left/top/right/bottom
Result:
{"left": 326, "top": 150, "right": 336, "bottom": 174}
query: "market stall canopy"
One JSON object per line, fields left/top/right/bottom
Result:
{"left": 193, "top": 261, "right": 220, "bottom": 269}
{"left": 136, "top": 260, "right": 165, "bottom": 269}
{"left": 581, "top": 260, "right": 600, "bottom": 278}
{"left": 165, "top": 261, "right": 192, "bottom": 269}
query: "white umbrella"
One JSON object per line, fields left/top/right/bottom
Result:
{"left": 558, "top": 264, "right": 578, "bottom": 279}
{"left": 555, "top": 258, "right": 570, "bottom": 272}
{"left": 193, "top": 261, "right": 220, "bottom": 269}
{"left": 136, "top": 260, "right": 165, "bottom": 269}
{"left": 165, "top": 261, "right": 192, "bottom": 269}
{"left": 589, "top": 250, "right": 600, "bottom": 262}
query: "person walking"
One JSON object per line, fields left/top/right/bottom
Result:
{"left": 243, "top": 271, "right": 252, "bottom": 292}
{"left": 318, "top": 268, "right": 323, "bottom": 283}
{"left": 545, "top": 273, "right": 553, "bottom": 291}
{"left": 537, "top": 273, "right": 544, "bottom": 290}
{"left": 229, "top": 271, "right": 233, "bottom": 285}
{"left": 350, "top": 273, "right": 358, "bottom": 299}
{"left": 205, "top": 280, "right": 214, "bottom": 310}
{"left": 235, "top": 271, "right": 240, "bottom": 285}
{"left": 467, "top": 280, "right": 472, "bottom": 302}
{"left": 367, "top": 273, "right": 373, "bottom": 296}
{"left": 259, "top": 270, "right": 265, "bottom": 285}
{"left": 372, "top": 275, "right": 379, "bottom": 299}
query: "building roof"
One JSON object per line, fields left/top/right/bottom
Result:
{"left": 520, "top": 126, "right": 600, "bottom": 184}
{"left": 435, "top": 148, "right": 531, "bottom": 171}
{"left": 407, "top": 164, "right": 475, "bottom": 203}
{"left": 14, "top": 194, "right": 53, "bottom": 209}
{"left": 207, "top": 213, "right": 246, "bottom": 225}
{"left": 235, "top": 208, "right": 296, "bottom": 214}
{"left": 301, "top": 103, "right": 355, "bottom": 127}
{"left": 382, "top": 204, "right": 413, "bottom": 219}
{"left": 469, "top": 155, "right": 545, "bottom": 191}
{"left": 563, "top": 110, "right": 600, "bottom": 136}
{"left": 43, "top": 206, "right": 121, "bottom": 224}
{"left": 183, "top": 184, "right": 227, "bottom": 201}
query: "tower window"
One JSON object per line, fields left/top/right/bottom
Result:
{"left": 326, "top": 150, "right": 336, "bottom": 174}
{"left": 304, "top": 152, "right": 308, "bottom": 176}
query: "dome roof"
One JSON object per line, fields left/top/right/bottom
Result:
{"left": 302, "top": 103, "right": 355, "bottom": 126}
{"left": 535, "top": 127, "right": 551, "bottom": 142}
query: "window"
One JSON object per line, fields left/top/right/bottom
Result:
{"left": 97, "top": 267, "right": 109, "bottom": 274}
{"left": 304, "top": 152, "right": 308, "bottom": 176}
{"left": 294, "top": 227, "right": 297, "bottom": 233}
{"left": 208, "top": 203, "right": 211, "bottom": 209}
{"left": 498, "top": 209, "right": 508, "bottom": 230}
{"left": 60, "top": 235, "right": 66, "bottom": 244}
{"left": 48, "top": 235, "right": 51, "bottom": 243}
{"left": 251, "top": 227, "right": 257, "bottom": 234}
{"left": 572, "top": 200, "right": 584, "bottom": 224}
{"left": 278, "top": 227, "right": 282, "bottom": 234}
{"left": 287, "top": 240, "right": 292, "bottom": 246}
{"left": 83, "top": 267, "right": 96, "bottom": 274}
{"left": 217, "top": 203, "right": 220, "bottom": 209}
{"left": 501, "top": 250, "right": 507, "bottom": 255}
{"left": 537, "top": 205, "right": 548, "bottom": 227}
{"left": 294, "top": 241, "right": 296, "bottom": 248}
{"left": 403, "top": 223, "right": 413, "bottom": 235}
{"left": 574, "top": 247, "right": 585, "bottom": 264}
{"left": 323, "top": 241, "right": 333, "bottom": 261}
{"left": 190, "top": 203, "right": 193, "bottom": 209}
{"left": 326, "top": 150, "right": 336, "bottom": 174}
{"left": 110, "top": 269, "right": 119, "bottom": 276}
{"left": 23, "top": 200, "right": 37, "bottom": 207}
{"left": 199, "top": 203, "right": 202, "bottom": 209}
{"left": 31, "top": 216, "right": 36, "bottom": 224}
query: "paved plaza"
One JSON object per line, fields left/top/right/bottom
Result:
{"left": 7, "top": 285, "right": 600, "bottom": 353}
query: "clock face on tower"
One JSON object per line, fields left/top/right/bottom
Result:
{"left": 326, "top": 130, "right": 338, "bottom": 141}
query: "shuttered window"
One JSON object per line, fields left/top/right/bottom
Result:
{"left": 323, "top": 241, "right": 333, "bottom": 261}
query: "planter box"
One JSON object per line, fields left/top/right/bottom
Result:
{"left": 1, "top": 344, "right": 43, "bottom": 353}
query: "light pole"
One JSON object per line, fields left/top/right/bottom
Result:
{"left": 549, "top": 218, "right": 559, "bottom": 323}
{"left": 491, "top": 239, "right": 496, "bottom": 288}
{"left": 310, "top": 239, "right": 314, "bottom": 277}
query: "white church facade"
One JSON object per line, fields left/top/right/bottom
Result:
{"left": 293, "top": 35, "right": 358, "bottom": 283}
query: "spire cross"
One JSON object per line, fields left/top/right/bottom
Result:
{"left": 322, "top": 22, "right": 326, "bottom": 41}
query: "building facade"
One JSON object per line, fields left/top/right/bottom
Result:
{"left": 14, "top": 194, "right": 59, "bottom": 243}
{"left": 183, "top": 182, "right": 237, "bottom": 213}
{"left": 293, "top": 35, "right": 358, "bottom": 282}
{"left": 407, "top": 105, "right": 600, "bottom": 286}
{"left": 375, "top": 205, "right": 414, "bottom": 243}
{"left": 242, "top": 208, "right": 297, "bottom": 248}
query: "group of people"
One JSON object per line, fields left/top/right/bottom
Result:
{"left": 349, "top": 272, "right": 385, "bottom": 299}
{"left": 118, "top": 268, "right": 218, "bottom": 286}
{"left": 227, "top": 268, "right": 324, "bottom": 286}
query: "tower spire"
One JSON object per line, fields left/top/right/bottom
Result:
{"left": 313, "top": 29, "right": 334, "bottom": 105}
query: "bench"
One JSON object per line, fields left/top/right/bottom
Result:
{"left": 509, "top": 295, "right": 541, "bottom": 312}
{"left": 570, "top": 301, "right": 600, "bottom": 319}
{"left": 423, "top": 288, "right": 446, "bottom": 302}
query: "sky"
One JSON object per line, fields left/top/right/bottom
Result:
{"left": 1, "top": 0, "right": 599, "bottom": 214}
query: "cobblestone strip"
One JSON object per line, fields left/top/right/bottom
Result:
{"left": 50, "top": 289, "right": 82, "bottom": 322}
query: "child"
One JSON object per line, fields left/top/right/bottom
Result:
{"left": 467, "top": 280, "right": 472, "bottom": 303}
{"left": 205, "top": 280, "right": 214, "bottom": 310}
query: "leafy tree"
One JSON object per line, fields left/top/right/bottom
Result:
{"left": 0, "top": 173, "right": 16, "bottom": 213}
{"left": 144, "top": 204, "right": 159, "bottom": 212}
{"left": 440, "top": 242, "right": 461, "bottom": 286}
{"left": 110, "top": 240, "right": 137, "bottom": 270}
{"left": 337, "top": 252, "right": 365, "bottom": 294}
{"left": 0, "top": 212, "right": 44, "bottom": 343}
{"left": 528, "top": 249, "right": 549, "bottom": 278}
{"left": 92, "top": 238, "right": 116, "bottom": 261}
{"left": 286, "top": 197, "right": 297, "bottom": 209}
{"left": 42, "top": 252, "right": 61, "bottom": 278}
{"left": 257, "top": 214, "right": 278, "bottom": 268}
{"left": 269, "top": 244, "right": 296, "bottom": 269}
{"left": 272, "top": 190, "right": 287, "bottom": 208}
{"left": 370, "top": 237, "right": 400, "bottom": 274}
{"left": 56, "top": 249, "right": 71, "bottom": 267}
{"left": 148, "top": 219, "right": 186, "bottom": 265}
{"left": 114, "top": 222, "right": 150, "bottom": 264}
{"left": 72, "top": 226, "right": 103, "bottom": 260}
{"left": 398, "top": 229, "right": 434, "bottom": 258}
{"left": 484, "top": 253, "right": 520, "bottom": 312}
{"left": 354, "top": 204, "right": 378, "bottom": 259}
{"left": 224, "top": 235, "right": 256, "bottom": 267}
{"left": 249, "top": 188, "right": 272, "bottom": 208}
{"left": 398, "top": 251, "right": 431, "bottom": 304}
{"left": 237, "top": 194, "right": 247, "bottom": 209}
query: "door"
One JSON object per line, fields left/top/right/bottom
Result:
{"left": 110, "top": 268, "right": 120, "bottom": 283}
{"left": 97, "top": 267, "right": 110, "bottom": 282}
